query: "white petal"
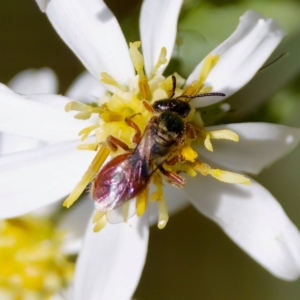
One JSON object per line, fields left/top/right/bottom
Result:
{"left": 140, "top": 0, "right": 183, "bottom": 77}
{"left": 149, "top": 184, "right": 189, "bottom": 226}
{"left": 66, "top": 72, "right": 106, "bottom": 103}
{"left": 0, "top": 133, "right": 45, "bottom": 155}
{"left": 45, "top": 0, "right": 134, "bottom": 89}
{"left": 187, "top": 10, "right": 285, "bottom": 108}
{"left": 0, "top": 84, "right": 92, "bottom": 141}
{"left": 72, "top": 214, "right": 149, "bottom": 300}
{"left": 196, "top": 123, "right": 300, "bottom": 175}
{"left": 8, "top": 68, "right": 58, "bottom": 94}
{"left": 59, "top": 196, "right": 94, "bottom": 254}
{"left": 0, "top": 140, "right": 95, "bottom": 218}
{"left": 227, "top": 32, "right": 300, "bottom": 120}
{"left": 185, "top": 175, "right": 300, "bottom": 280}
{"left": 36, "top": 0, "right": 51, "bottom": 12}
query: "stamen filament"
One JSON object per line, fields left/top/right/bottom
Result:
{"left": 101, "top": 72, "right": 127, "bottom": 91}
{"left": 157, "top": 197, "right": 169, "bottom": 229}
{"left": 63, "top": 145, "right": 110, "bottom": 208}
{"left": 152, "top": 47, "right": 167, "bottom": 77}
{"left": 93, "top": 216, "right": 107, "bottom": 232}
{"left": 78, "top": 124, "right": 100, "bottom": 141}
{"left": 136, "top": 187, "right": 149, "bottom": 217}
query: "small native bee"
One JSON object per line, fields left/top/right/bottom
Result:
{"left": 92, "top": 77, "right": 225, "bottom": 212}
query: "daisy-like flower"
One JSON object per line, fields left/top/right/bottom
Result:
{"left": 1, "top": 0, "right": 300, "bottom": 298}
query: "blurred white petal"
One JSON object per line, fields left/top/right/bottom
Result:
{"left": 73, "top": 214, "right": 149, "bottom": 300}
{"left": 185, "top": 176, "right": 300, "bottom": 280}
{"left": 196, "top": 123, "right": 300, "bottom": 175}
{"left": 140, "top": 0, "right": 182, "bottom": 77}
{"left": 8, "top": 68, "right": 58, "bottom": 94}
{"left": 36, "top": 0, "right": 51, "bottom": 12}
{"left": 59, "top": 196, "right": 94, "bottom": 254}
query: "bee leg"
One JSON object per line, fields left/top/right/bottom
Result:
{"left": 158, "top": 166, "right": 185, "bottom": 188}
{"left": 142, "top": 101, "right": 155, "bottom": 114}
{"left": 166, "top": 154, "right": 185, "bottom": 166}
{"left": 186, "top": 123, "right": 197, "bottom": 139}
{"left": 106, "top": 136, "right": 132, "bottom": 152}
{"left": 125, "top": 115, "right": 142, "bottom": 144}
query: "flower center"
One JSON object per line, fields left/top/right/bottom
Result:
{"left": 64, "top": 41, "right": 250, "bottom": 231}
{"left": 0, "top": 216, "right": 74, "bottom": 298}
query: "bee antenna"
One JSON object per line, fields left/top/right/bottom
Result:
{"left": 170, "top": 75, "right": 176, "bottom": 98}
{"left": 179, "top": 92, "right": 226, "bottom": 99}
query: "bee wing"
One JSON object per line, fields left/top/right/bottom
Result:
{"left": 106, "top": 198, "right": 137, "bottom": 224}
{"left": 93, "top": 153, "right": 151, "bottom": 212}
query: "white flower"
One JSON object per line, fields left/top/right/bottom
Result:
{"left": 1, "top": 0, "right": 300, "bottom": 299}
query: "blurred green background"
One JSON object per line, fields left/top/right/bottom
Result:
{"left": 1, "top": 0, "right": 300, "bottom": 299}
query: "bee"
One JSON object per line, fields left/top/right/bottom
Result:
{"left": 92, "top": 77, "right": 225, "bottom": 212}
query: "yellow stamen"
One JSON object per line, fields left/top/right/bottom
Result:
{"left": 209, "top": 129, "right": 239, "bottom": 141}
{"left": 77, "top": 143, "right": 99, "bottom": 151}
{"left": 198, "top": 54, "right": 219, "bottom": 86}
{"left": 157, "top": 197, "right": 169, "bottom": 229}
{"left": 129, "top": 41, "right": 150, "bottom": 99}
{"left": 182, "top": 54, "right": 219, "bottom": 96}
{"left": 136, "top": 186, "right": 149, "bottom": 217}
{"left": 152, "top": 47, "right": 167, "bottom": 77}
{"left": 63, "top": 145, "right": 110, "bottom": 208}
{"left": 204, "top": 129, "right": 239, "bottom": 151}
{"left": 151, "top": 172, "right": 164, "bottom": 201}
{"left": 181, "top": 145, "right": 198, "bottom": 162}
{"left": 93, "top": 215, "right": 107, "bottom": 232}
{"left": 101, "top": 72, "right": 127, "bottom": 91}
{"left": 78, "top": 124, "right": 100, "bottom": 141}
{"left": 92, "top": 211, "right": 106, "bottom": 223}
{"left": 208, "top": 169, "right": 251, "bottom": 185}
{"left": 65, "top": 101, "right": 103, "bottom": 120}
{"left": 193, "top": 161, "right": 251, "bottom": 185}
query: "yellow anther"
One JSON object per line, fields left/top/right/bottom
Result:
{"left": 181, "top": 146, "right": 198, "bottom": 162}
{"left": 93, "top": 215, "right": 107, "bottom": 232}
{"left": 136, "top": 187, "right": 149, "bottom": 217}
{"left": 209, "top": 129, "right": 239, "bottom": 142}
{"left": 157, "top": 197, "right": 169, "bottom": 229}
{"left": 182, "top": 54, "right": 219, "bottom": 96}
{"left": 193, "top": 161, "right": 251, "bottom": 185}
{"left": 101, "top": 72, "right": 126, "bottom": 91}
{"left": 65, "top": 101, "right": 103, "bottom": 120}
{"left": 198, "top": 54, "right": 219, "bottom": 86}
{"left": 208, "top": 169, "right": 251, "bottom": 185}
{"left": 92, "top": 211, "right": 106, "bottom": 223}
{"left": 152, "top": 47, "right": 168, "bottom": 76}
{"left": 204, "top": 134, "right": 213, "bottom": 152}
{"left": 77, "top": 143, "right": 99, "bottom": 151}
{"left": 78, "top": 124, "right": 100, "bottom": 141}
{"left": 63, "top": 145, "right": 110, "bottom": 208}
{"left": 204, "top": 129, "right": 239, "bottom": 151}
{"left": 129, "top": 41, "right": 150, "bottom": 99}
